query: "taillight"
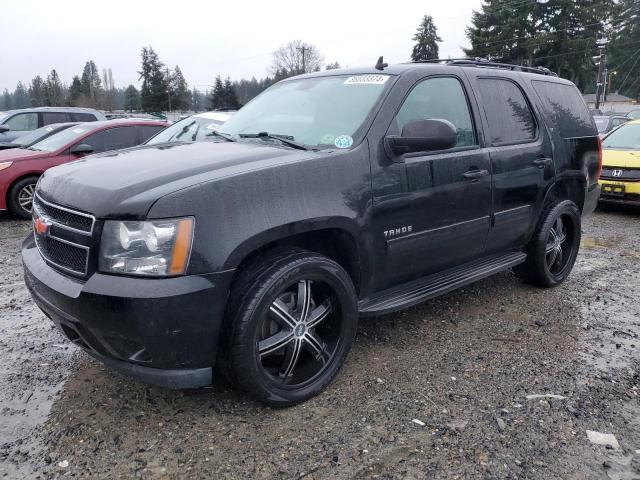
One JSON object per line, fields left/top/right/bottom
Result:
{"left": 597, "top": 136, "right": 603, "bottom": 179}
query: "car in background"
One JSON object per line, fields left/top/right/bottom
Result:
{"left": 593, "top": 114, "right": 629, "bottom": 136}
{"left": 0, "top": 107, "right": 106, "bottom": 143}
{"left": 145, "top": 111, "right": 235, "bottom": 145}
{"left": 599, "top": 119, "right": 640, "bottom": 205}
{"left": 627, "top": 109, "right": 640, "bottom": 120}
{"left": 0, "top": 119, "right": 166, "bottom": 218}
{"left": 0, "top": 122, "right": 78, "bottom": 151}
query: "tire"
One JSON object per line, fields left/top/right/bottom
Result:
{"left": 514, "top": 199, "right": 581, "bottom": 287}
{"left": 8, "top": 176, "right": 39, "bottom": 219}
{"left": 222, "top": 249, "right": 358, "bottom": 406}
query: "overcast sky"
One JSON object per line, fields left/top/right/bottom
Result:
{"left": 0, "top": 0, "right": 482, "bottom": 92}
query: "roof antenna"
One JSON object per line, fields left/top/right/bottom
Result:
{"left": 375, "top": 56, "right": 388, "bottom": 71}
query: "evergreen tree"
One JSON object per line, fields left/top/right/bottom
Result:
{"left": 223, "top": 77, "right": 240, "bottom": 109}
{"left": 29, "top": 76, "right": 47, "bottom": 107}
{"left": 465, "top": 0, "right": 613, "bottom": 91}
{"left": 170, "top": 65, "right": 190, "bottom": 111}
{"left": 45, "top": 69, "right": 64, "bottom": 106}
{"left": 411, "top": 15, "right": 442, "bottom": 61}
{"left": 138, "top": 46, "right": 169, "bottom": 112}
{"left": 68, "top": 76, "right": 83, "bottom": 106}
{"left": 609, "top": 0, "right": 640, "bottom": 99}
{"left": 123, "top": 85, "right": 141, "bottom": 111}
{"left": 208, "top": 76, "right": 226, "bottom": 110}
{"left": 2, "top": 89, "right": 11, "bottom": 110}
{"left": 325, "top": 61, "right": 341, "bottom": 70}
{"left": 14, "top": 82, "right": 29, "bottom": 108}
{"left": 191, "top": 88, "right": 206, "bottom": 112}
{"left": 80, "top": 60, "right": 102, "bottom": 106}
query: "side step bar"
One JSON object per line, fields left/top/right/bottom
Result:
{"left": 358, "top": 252, "right": 527, "bottom": 316}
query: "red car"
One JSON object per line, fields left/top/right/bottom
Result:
{"left": 0, "top": 119, "right": 166, "bottom": 218}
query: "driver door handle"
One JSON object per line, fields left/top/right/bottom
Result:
{"left": 533, "top": 158, "right": 552, "bottom": 168}
{"left": 463, "top": 169, "right": 490, "bottom": 180}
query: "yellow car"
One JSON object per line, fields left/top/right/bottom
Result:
{"left": 599, "top": 119, "right": 640, "bottom": 204}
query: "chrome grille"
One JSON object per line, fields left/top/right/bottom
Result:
{"left": 32, "top": 194, "right": 95, "bottom": 276}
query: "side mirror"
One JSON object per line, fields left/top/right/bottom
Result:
{"left": 0, "top": 125, "right": 10, "bottom": 133}
{"left": 70, "top": 143, "right": 94, "bottom": 155}
{"left": 385, "top": 119, "right": 457, "bottom": 159}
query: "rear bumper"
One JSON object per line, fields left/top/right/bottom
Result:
{"left": 22, "top": 234, "right": 234, "bottom": 389}
{"left": 582, "top": 183, "right": 601, "bottom": 216}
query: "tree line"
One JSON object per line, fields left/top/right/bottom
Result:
{"left": 2, "top": 3, "right": 637, "bottom": 114}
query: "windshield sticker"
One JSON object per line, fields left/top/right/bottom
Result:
{"left": 344, "top": 75, "right": 389, "bottom": 85}
{"left": 321, "top": 133, "right": 336, "bottom": 145}
{"left": 45, "top": 127, "right": 53, "bottom": 131}
{"left": 205, "top": 123, "right": 219, "bottom": 130}
{"left": 334, "top": 135, "right": 353, "bottom": 149}
{"left": 71, "top": 128, "right": 86, "bottom": 134}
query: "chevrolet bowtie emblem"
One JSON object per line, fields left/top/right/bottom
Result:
{"left": 34, "top": 216, "right": 51, "bottom": 236}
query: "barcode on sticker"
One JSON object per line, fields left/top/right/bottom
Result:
{"left": 344, "top": 75, "right": 389, "bottom": 85}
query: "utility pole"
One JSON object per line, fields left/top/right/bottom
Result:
{"left": 297, "top": 45, "right": 309, "bottom": 73}
{"left": 594, "top": 38, "right": 608, "bottom": 110}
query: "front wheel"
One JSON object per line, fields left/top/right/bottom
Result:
{"left": 8, "top": 176, "right": 39, "bottom": 219}
{"left": 514, "top": 200, "right": 581, "bottom": 287}
{"left": 223, "top": 250, "right": 358, "bottom": 406}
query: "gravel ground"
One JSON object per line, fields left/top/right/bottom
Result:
{"left": 0, "top": 206, "right": 638, "bottom": 479}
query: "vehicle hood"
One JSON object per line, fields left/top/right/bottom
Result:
{"left": 0, "top": 147, "right": 50, "bottom": 162}
{"left": 602, "top": 149, "right": 640, "bottom": 168}
{"left": 37, "top": 141, "right": 319, "bottom": 218}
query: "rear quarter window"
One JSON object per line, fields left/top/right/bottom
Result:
{"left": 71, "top": 113, "right": 98, "bottom": 122}
{"left": 531, "top": 80, "right": 595, "bottom": 138}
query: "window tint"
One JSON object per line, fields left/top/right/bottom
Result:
{"left": 70, "top": 113, "right": 98, "bottom": 122}
{"left": 394, "top": 77, "right": 476, "bottom": 147}
{"left": 81, "top": 127, "right": 138, "bottom": 153}
{"left": 532, "top": 80, "right": 595, "bottom": 138}
{"left": 42, "top": 112, "right": 69, "bottom": 125}
{"left": 5, "top": 112, "right": 38, "bottom": 131}
{"left": 138, "top": 125, "right": 165, "bottom": 143}
{"left": 478, "top": 79, "right": 536, "bottom": 145}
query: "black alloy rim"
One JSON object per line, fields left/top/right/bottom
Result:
{"left": 545, "top": 214, "right": 574, "bottom": 275}
{"left": 256, "top": 279, "right": 341, "bottom": 388}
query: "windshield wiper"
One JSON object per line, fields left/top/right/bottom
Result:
{"left": 204, "top": 130, "right": 235, "bottom": 142}
{"left": 238, "top": 132, "right": 309, "bottom": 151}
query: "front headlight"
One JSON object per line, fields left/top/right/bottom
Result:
{"left": 99, "top": 218, "right": 194, "bottom": 276}
{"left": 0, "top": 161, "right": 13, "bottom": 172}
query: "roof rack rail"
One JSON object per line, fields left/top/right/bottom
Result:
{"left": 410, "top": 57, "right": 558, "bottom": 77}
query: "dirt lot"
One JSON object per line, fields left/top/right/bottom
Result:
{"left": 0, "top": 206, "right": 639, "bottom": 479}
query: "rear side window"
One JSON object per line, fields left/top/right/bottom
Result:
{"left": 531, "top": 80, "right": 594, "bottom": 138}
{"left": 138, "top": 125, "right": 165, "bottom": 143}
{"left": 42, "top": 112, "right": 69, "bottom": 125}
{"left": 71, "top": 113, "right": 97, "bottom": 122}
{"left": 477, "top": 78, "right": 536, "bottom": 145}
{"left": 81, "top": 127, "right": 138, "bottom": 153}
{"left": 394, "top": 76, "right": 477, "bottom": 147}
{"left": 5, "top": 112, "right": 38, "bottom": 131}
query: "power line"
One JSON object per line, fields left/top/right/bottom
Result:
{"left": 616, "top": 48, "right": 640, "bottom": 92}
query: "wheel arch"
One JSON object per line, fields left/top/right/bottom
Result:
{"left": 224, "top": 218, "right": 366, "bottom": 296}
{"left": 542, "top": 174, "right": 586, "bottom": 212}
{"left": 5, "top": 171, "right": 42, "bottom": 212}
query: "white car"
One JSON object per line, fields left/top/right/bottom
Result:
{"left": 145, "top": 111, "right": 236, "bottom": 145}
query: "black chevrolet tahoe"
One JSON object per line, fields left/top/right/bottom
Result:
{"left": 23, "top": 60, "right": 601, "bottom": 406}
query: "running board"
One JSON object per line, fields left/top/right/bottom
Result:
{"left": 358, "top": 252, "right": 527, "bottom": 316}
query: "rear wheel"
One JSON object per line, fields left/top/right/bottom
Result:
{"left": 223, "top": 250, "right": 357, "bottom": 406}
{"left": 8, "top": 176, "right": 39, "bottom": 219}
{"left": 514, "top": 200, "right": 581, "bottom": 287}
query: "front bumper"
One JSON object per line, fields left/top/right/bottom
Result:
{"left": 598, "top": 179, "right": 640, "bottom": 205}
{"left": 22, "top": 234, "right": 234, "bottom": 389}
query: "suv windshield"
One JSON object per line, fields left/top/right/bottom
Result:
{"left": 602, "top": 123, "right": 640, "bottom": 150}
{"left": 29, "top": 125, "right": 92, "bottom": 152}
{"left": 218, "top": 74, "right": 393, "bottom": 149}
{"left": 147, "top": 115, "right": 226, "bottom": 145}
